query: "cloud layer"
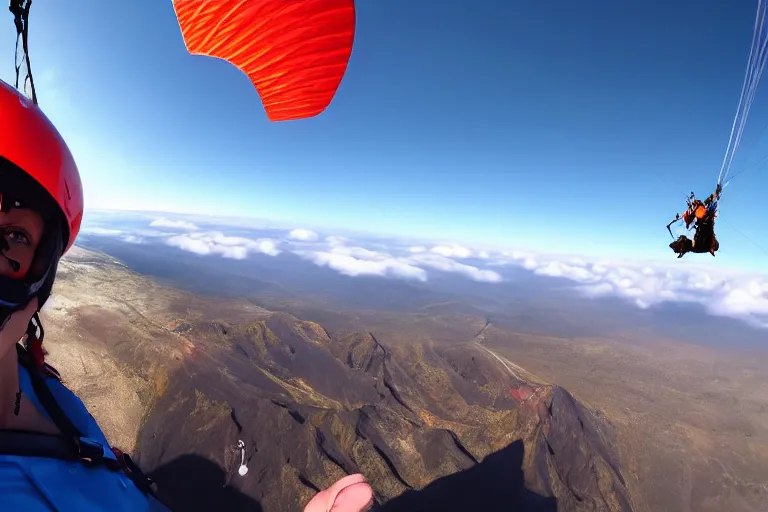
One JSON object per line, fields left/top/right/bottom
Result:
{"left": 289, "top": 229, "right": 319, "bottom": 241}
{"left": 79, "top": 213, "right": 768, "bottom": 329}
{"left": 150, "top": 218, "right": 199, "bottom": 231}
{"left": 167, "top": 231, "right": 280, "bottom": 259}
{"left": 490, "top": 251, "right": 768, "bottom": 329}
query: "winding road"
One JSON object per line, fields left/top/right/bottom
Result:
{"left": 469, "top": 319, "right": 530, "bottom": 381}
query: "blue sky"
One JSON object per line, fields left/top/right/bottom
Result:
{"left": 1, "top": 0, "right": 767, "bottom": 270}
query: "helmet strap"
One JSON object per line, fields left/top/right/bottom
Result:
{"left": 0, "top": 194, "right": 23, "bottom": 273}
{"left": 13, "top": 388, "right": 21, "bottom": 416}
{"left": 0, "top": 234, "right": 21, "bottom": 274}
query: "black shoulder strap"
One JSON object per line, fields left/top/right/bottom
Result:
{"left": 0, "top": 430, "right": 166, "bottom": 506}
{"left": 0, "top": 429, "right": 80, "bottom": 460}
{"left": 16, "top": 344, "right": 84, "bottom": 441}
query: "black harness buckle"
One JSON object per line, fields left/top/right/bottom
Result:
{"left": 74, "top": 436, "right": 105, "bottom": 463}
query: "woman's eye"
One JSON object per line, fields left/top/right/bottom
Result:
{"left": 8, "top": 231, "right": 29, "bottom": 245}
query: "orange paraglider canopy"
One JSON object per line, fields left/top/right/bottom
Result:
{"left": 172, "top": 0, "right": 355, "bottom": 122}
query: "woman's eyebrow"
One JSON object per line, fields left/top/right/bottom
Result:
{"left": 7, "top": 217, "right": 40, "bottom": 240}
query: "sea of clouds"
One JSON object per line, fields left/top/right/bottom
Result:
{"left": 79, "top": 212, "right": 768, "bottom": 329}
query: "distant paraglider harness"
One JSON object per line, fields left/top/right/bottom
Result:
{"left": 666, "top": 183, "right": 722, "bottom": 258}
{"left": 665, "top": 183, "right": 722, "bottom": 239}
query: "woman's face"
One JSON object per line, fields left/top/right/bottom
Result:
{"left": 0, "top": 207, "right": 44, "bottom": 278}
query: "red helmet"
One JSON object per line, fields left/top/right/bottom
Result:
{"left": 0, "top": 79, "right": 84, "bottom": 319}
{"left": 0, "top": 79, "right": 83, "bottom": 254}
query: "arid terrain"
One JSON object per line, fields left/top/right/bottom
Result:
{"left": 272, "top": 303, "right": 768, "bottom": 512}
{"left": 39, "top": 245, "right": 768, "bottom": 511}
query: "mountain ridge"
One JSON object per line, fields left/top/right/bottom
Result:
{"left": 42, "top": 246, "right": 633, "bottom": 511}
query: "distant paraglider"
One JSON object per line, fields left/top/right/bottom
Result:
{"left": 667, "top": 184, "right": 722, "bottom": 258}
{"left": 668, "top": 0, "right": 768, "bottom": 258}
{"left": 171, "top": 0, "right": 356, "bottom": 122}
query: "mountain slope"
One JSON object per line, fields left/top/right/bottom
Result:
{"left": 42, "top": 247, "right": 633, "bottom": 511}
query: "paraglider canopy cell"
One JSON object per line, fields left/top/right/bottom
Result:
{"left": 172, "top": 0, "right": 356, "bottom": 122}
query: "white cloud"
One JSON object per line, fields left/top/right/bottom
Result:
{"left": 296, "top": 241, "right": 501, "bottom": 283}
{"left": 410, "top": 253, "right": 502, "bottom": 283}
{"left": 430, "top": 244, "right": 473, "bottom": 259}
{"left": 535, "top": 261, "right": 595, "bottom": 282}
{"left": 79, "top": 226, "right": 145, "bottom": 245}
{"left": 132, "top": 229, "right": 171, "bottom": 238}
{"left": 81, "top": 212, "right": 505, "bottom": 285}
{"left": 330, "top": 245, "right": 389, "bottom": 260}
{"left": 81, "top": 227, "right": 123, "bottom": 236}
{"left": 326, "top": 236, "right": 347, "bottom": 247}
{"left": 297, "top": 243, "right": 426, "bottom": 280}
{"left": 150, "top": 218, "right": 199, "bottom": 230}
{"left": 496, "top": 251, "right": 768, "bottom": 328}
{"left": 305, "top": 250, "right": 427, "bottom": 281}
{"left": 167, "top": 231, "right": 280, "bottom": 259}
{"left": 289, "top": 229, "right": 319, "bottom": 241}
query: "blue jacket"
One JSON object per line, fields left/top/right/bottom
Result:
{"left": 0, "top": 346, "right": 171, "bottom": 511}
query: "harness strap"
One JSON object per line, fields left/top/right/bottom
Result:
{"left": 8, "top": 0, "right": 37, "bottom": 104}
{"left": 0, "top": 430, "right": 81, "bottom": 460}
{"left": 9, "top": 344, "right": 161, "bottom": 498}
{"left": 18, "top": 344, "right": 80, "bottom": 438}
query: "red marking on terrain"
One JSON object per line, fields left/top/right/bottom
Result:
{"left": 508, "top": 384, "right": 535, "bottom": 402}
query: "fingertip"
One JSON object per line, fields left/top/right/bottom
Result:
{"left": 333, "top": 474, "right": 368, "bottom": 490}
{"left": 332, "top": 482, "right": 374, "bottom": 511}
